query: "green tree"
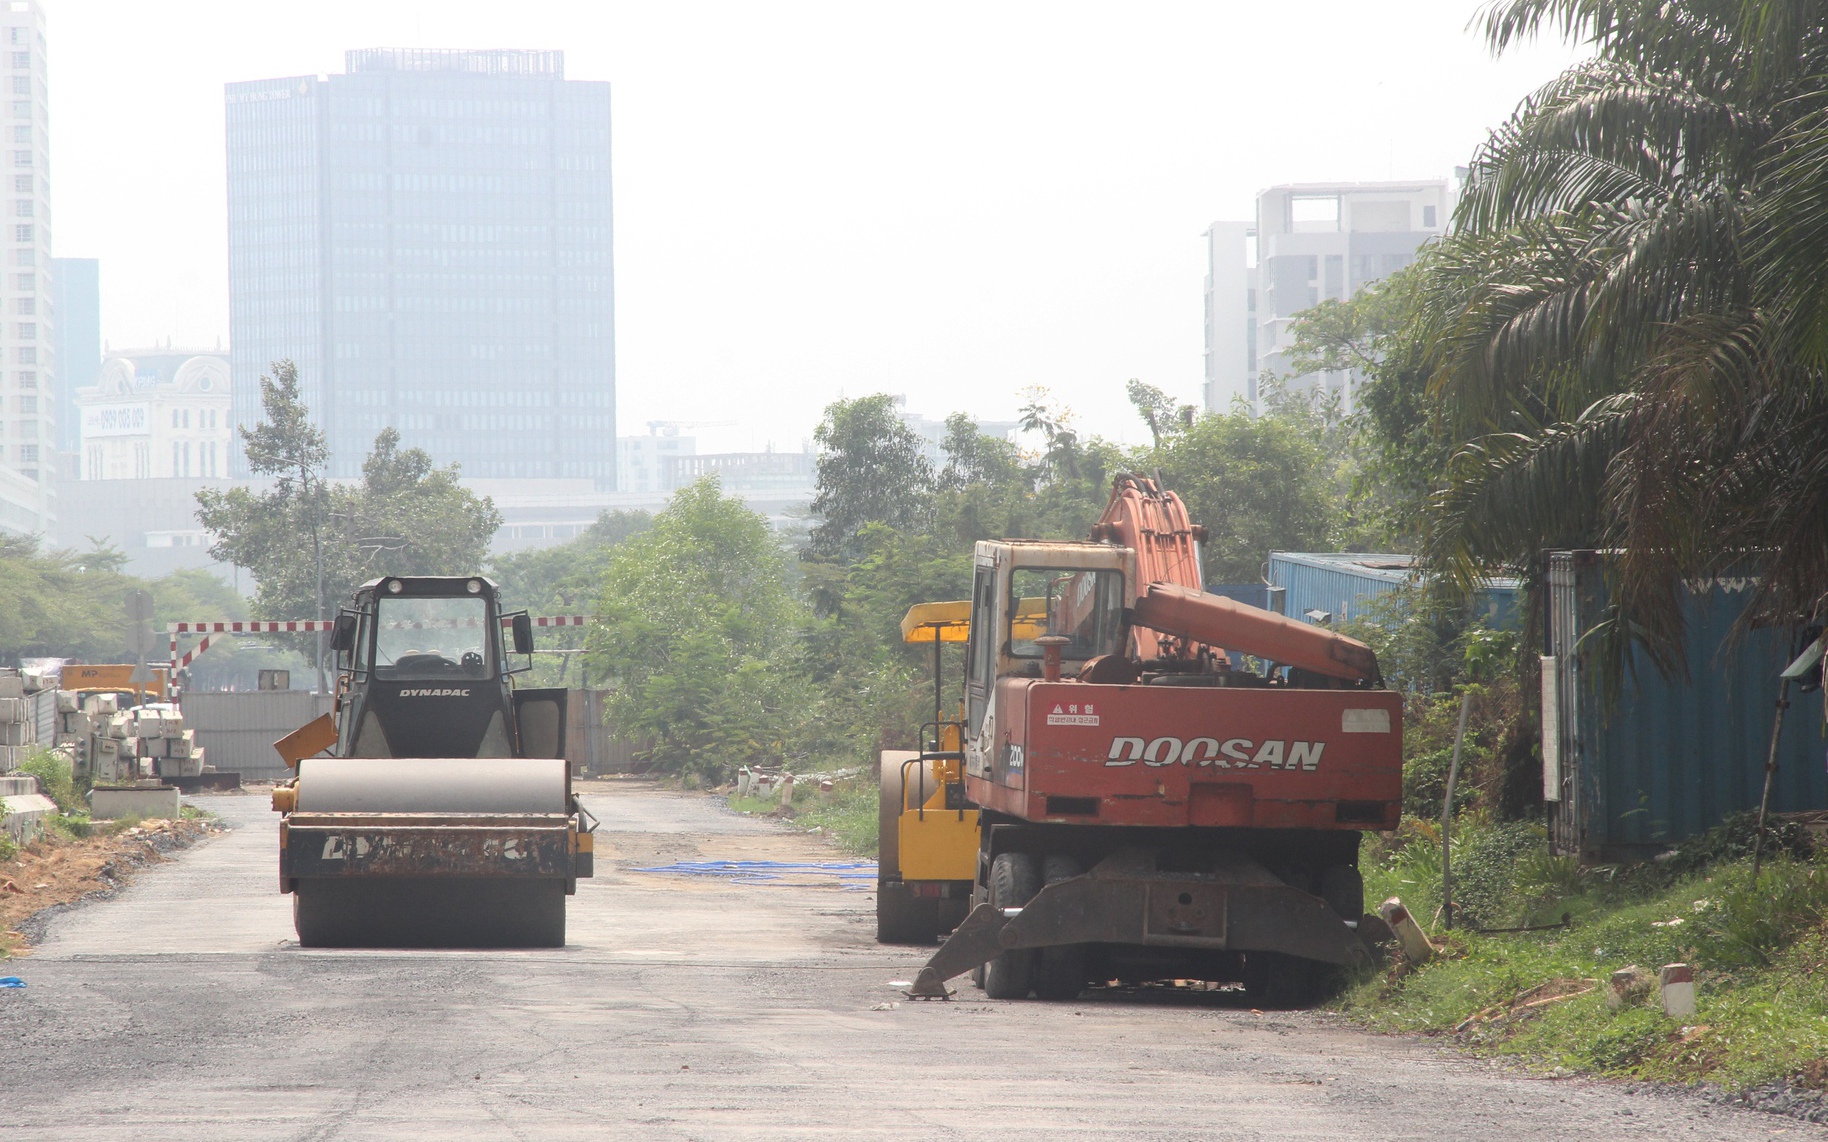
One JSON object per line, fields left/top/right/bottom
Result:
{"left": 1124, "top": 379, "right": 1195, "bottom": 449}
{"left": 489, "top": 509, "right": 653, "bottom": 687}
{"left": 491, "top": 509, "right": 653, "bottom": 615}
{"left": 809, "top": 394, "right": 935, "bottom": 559}
{"left": 586, "top": 479, "right": 810, "bottom": 780}
{"left": 1144, "top": 405, "right": 1337, "bottom": 584}
{"left": 198, "top": 370, "right": 502, "bottom": 677}
{"left": 1401, "top": 0, "right": 1828, "bottom": 660}
{"left": 196, "top": 360, "right": 333, "bottom": 684}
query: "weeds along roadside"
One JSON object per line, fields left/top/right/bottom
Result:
{"left": 723, "top": 777, "right": 878, "bottom": 857}
{"left": 1344, "top": 812, "right": 1828, "bottom": 1093}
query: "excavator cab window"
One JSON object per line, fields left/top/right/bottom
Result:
{"left": 966, "top": 566, "right": 997, "bottom": 731}
{"left": 371, "top": 596, "right": 493, "bottom": 681}
{"left": 1008, "top": 568, "right": 1124, "bottom": 662}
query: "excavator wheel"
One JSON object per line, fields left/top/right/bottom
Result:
{"left": 983, "top": 852, "right": 1039, "bottom": 999}
{"left": 293, "top": 879, "right": 566, "bottom": 949}
{"left": 1032, "top": 855, "right": 1087, "bottom": 1000}
{"left": 1240, "top": 951, "right": 1326, "bottom": 1009}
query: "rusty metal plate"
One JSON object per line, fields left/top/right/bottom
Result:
{"left": 284, "top": 823, "right": 573, "bottom": 879}
{"left": 1144, "top": 882, "right": 1228, "bottom": 943}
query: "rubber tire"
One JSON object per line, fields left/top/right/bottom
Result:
{"left": 876, "top": 879, "right": 941, "bottom": 945}
{"left": 1318, "top": 864, "right": 1364, "bottom": 922}
{"left": 1241, "top": 951, "right": 1321, "bottom": 1010}
{"left": 982, "top": 852, "right": 1039, "bottom": 999}
{"left": 1032, "top": 855, "right": 1087, "bottom": 1000}
{"left": 293, "top": 878, "right": 566, "bottom": 948}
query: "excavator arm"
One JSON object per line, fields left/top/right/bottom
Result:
{"left": 1093, "top": 474, "right": 1381, "bottom": 683}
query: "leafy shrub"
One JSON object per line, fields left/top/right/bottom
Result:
{"left": 1512, "top": 848, "right": 1585, "bottom": 906}
{"left": 1403, "top": 746, "right": 1454, "bottom": 819}
{"left": 18, "top": 749, "right": 83, "bottom": 814}
{"left": 1450, "top": 819, "right": 1544, "bottom": 929}
{"left": 1690, "top": 858, "right": 1828, "bottom": 969}
{"left": 0, "top": 832, "right": 15, "bottom": 862}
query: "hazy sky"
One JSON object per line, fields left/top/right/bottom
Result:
{"left": 54, "top": 1, "right": 1580, "bottom": 456}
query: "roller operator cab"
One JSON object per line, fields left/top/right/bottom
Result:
{"left": 271, "top": 576, "right": 594, "bottom": 949}
{"left": 891, "top": 534, "right": 1404, "bottom": 1005}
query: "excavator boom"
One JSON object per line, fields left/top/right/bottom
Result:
{"left": 1093, "top": 473, "right": 1379, "bottom": 682}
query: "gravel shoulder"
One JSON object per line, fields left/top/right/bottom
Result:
{"left": 0, "top": 779, "right": 1816, "bottom": 1141}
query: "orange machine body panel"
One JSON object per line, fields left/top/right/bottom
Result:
{"left": 966, "top": 677, "right": 1402, "bottom": 831}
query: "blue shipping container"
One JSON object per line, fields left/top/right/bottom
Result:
{"left": 1266, "top": 552, "right": 1521, "bottom": 630}
{"left": 1544, "top": 551, "right": 1827, "bottom": 861}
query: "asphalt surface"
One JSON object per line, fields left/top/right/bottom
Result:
{"left": 0, "top": 781, "right": 1819, "bottom": 1141}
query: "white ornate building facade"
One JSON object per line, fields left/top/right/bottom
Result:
{"left": 76, "top": 350, "right": 232, "bottom": 481}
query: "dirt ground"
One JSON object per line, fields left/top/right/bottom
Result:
{"left": 0, "top": 780, "right": 1820, "bottom": 1141}
{"left": 0, "top": 814, "right": 218, "bottom": 954}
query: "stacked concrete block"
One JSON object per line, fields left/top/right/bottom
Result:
{"left": 53, "top": 691, "right": 95, "bottom": 776}
{"left": 0, "top": 772, "right": 56, "bottom": 843}
{"left": 0, "top": 672, "right": 29, "bottom": 773}
{"left": 128, "top": 707, "right": 204, "bottom": 780}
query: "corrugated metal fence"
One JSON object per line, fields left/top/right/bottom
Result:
{"left": 180, "top": 691, "right": 334, "bottom": 782}
{"left": 1267, "top": 552, "right": 1522, "bottom": 630}
{"left": 1544, "top": 551, "right": 1828, "bottom": 860}
{"left": 181, "top": 688, "right": 619, "bottom": 780}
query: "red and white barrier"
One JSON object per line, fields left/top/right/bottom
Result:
{"left": 166, "top": 616, "right": 589, "bottom": 672}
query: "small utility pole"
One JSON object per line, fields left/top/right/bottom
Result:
{"left": 1754, "top": 630, "right": 1826, "bottom": 880}
{"left": 1440, "top": 689, "right": 1473, "bottom": 929}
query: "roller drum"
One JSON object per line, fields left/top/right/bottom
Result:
{"left": 294, "top": 756, "right": 569, "bottom": 814}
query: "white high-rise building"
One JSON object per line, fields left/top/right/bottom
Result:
{"left": 1205, "top": 180, "right": 1448, "bottom": 415}
{"left": 0, "top": 0, "right": 49, "bottom": 533}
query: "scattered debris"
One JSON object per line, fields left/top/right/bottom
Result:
{"left": 1455, "top": 978, "right": 1597, "bottom": 1034}
{"left": 1, "top": 815, "right": 221, "bottom": 955}
{"left": 0, "top": 975, "right": 23, "bottom": 988}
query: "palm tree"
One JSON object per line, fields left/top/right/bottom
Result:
{"left": 1417, "top": 0, "right": 1828, "bottom": 658}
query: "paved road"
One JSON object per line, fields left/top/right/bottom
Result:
{"left": 0, "top": 782, "right": 1816, "bottom": 1141}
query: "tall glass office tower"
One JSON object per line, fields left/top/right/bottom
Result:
{"left": 225, "top": 49, "right": 614, "bottom": 482}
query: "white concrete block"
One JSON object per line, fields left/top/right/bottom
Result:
{"left": 2, "top": 791, "right": 57, "bottom": 842}
{"left": 1377, "top": 896, "right": 1437, "bottom": 966}
{"left": 1660, "top": 963, "right": 1696, "bottom": 1017}
{"left": 90, "top": 784, "right": 181, "bottom": 821}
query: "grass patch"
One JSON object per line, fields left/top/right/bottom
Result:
{"left": 725, "top": 779, "right": 878, "bottom": 856}
{"left": 1345, "top": 813, "right": 1828, "bottom": 1092}
{"left": 18, "top": 749, "right": 86, "bottom": 814}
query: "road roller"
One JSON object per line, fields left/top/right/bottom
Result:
{"left": 270, "top": 575, "right": 593, "bottom": 948}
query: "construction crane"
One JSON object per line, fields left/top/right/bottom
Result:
{"left": 882, "top": 474, "right": 1400, "bottom": 1005}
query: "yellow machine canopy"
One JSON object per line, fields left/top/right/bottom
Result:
{"left": 900, "top": 601, "right": 971, "bottom": 643}
{"left": 899, "top": 597, "right": 1051, "bottom": 644}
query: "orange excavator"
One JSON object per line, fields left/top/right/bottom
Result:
{"left": 883, "top": 474, "right": 1400, "bottom": 1005}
